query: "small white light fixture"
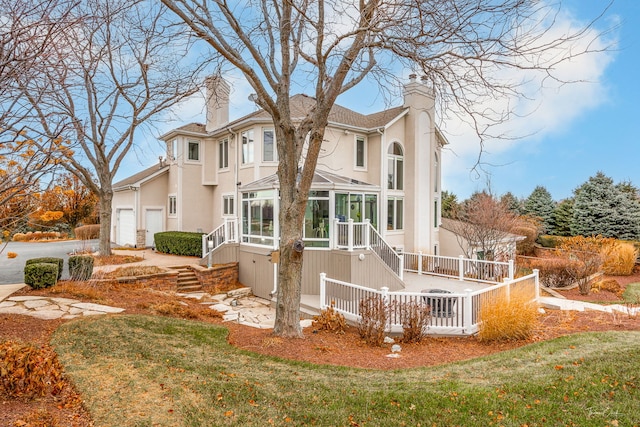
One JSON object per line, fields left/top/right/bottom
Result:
{"left": 358, "top": 253, "right": 365, "bottom": 261}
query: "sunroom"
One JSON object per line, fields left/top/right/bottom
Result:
{"left": 238, "top": 169, "right": 381, "bottom": 250}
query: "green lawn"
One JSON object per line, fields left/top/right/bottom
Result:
{"left": 52, "top": 315, "right": 640, "bottom": 426}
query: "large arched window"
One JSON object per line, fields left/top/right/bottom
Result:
{"left": 387, "top": 142, "right": 403, "bottom": 190}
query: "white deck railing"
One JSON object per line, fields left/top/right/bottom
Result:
{"left": 202, "top": 217, "right": 238, "bottom": 258}
{"left": 333, "top": 219, "right": 403, "bottom": 279}
{"left": 403, "top": 252, "right": 514, "bottom": 284}
{"left": 319, "top": 270, "right": 539, "bottom": 336}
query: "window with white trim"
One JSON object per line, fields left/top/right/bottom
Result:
{"left": 263, "top": 129, "right": 276, "bottom": 162}
{"left": 355, "top": 135, "right": 366, "bottom": 169}
{"left": 223, "top": 194, "right": 235, "bottom": 216}
{"left": 169, "top": 139, "right": 178, "bottom": 160}
{"left": 241, "top": 129, "right": 254, "bottom": 164}
{"left": 387, "top": 197, "right": 403, "bottom": 230}
{"left": 387, "top": 142, "right": 403, "bottom": 190}
{"left": 187, "top": 140, "right": 200, "bottom": 161}
{"left": 241, "top": 190, "right": 275, "bottom": 245}
{"left": 168, "top": 195, "right": 177, "bottom": 216}
{"left": 219, "top": 138, "right": 228, "bottom": 169}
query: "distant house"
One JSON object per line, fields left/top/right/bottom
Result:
{"left": 439, "top": 218, "right": 525, "bottom": 261}
{"left": 112, "top": 75, "right": 450, "bottom": 299}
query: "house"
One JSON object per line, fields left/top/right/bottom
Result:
{"left": 112, "top": 75, "right": 449, "bottom": 299}
{"left": 439, "top": 218, "right": 526, "bottom": 261}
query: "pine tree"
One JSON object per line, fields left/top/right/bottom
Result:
{"left": 551, "top": 198, "right": 574, "bottom": 236}
{"left": 500, "top": 192, "right": 523, "bottom": 215}
{"left": 571, "top": 172, "right": 640, "bottom": 239}
{"left": 523, "top": 186, "right": 555, "bottom": 233}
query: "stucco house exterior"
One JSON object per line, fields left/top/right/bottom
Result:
{"left": 112, "top": 75, "right": 449, "bottom": 299}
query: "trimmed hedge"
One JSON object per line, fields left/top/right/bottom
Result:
{"left": 154, "top": 231, "right": 203, "bottom": 257}
{"left": 68, "top": 255, "right": 94, "bottom": 280}
{"left": 25, "top": 257, "right": 63, "bottom": 280}
{"left": 74, "top": 224, "right": 100, "bottom": 240}
{"left": 24, "top": 263, "right": 58, "bottom": 289}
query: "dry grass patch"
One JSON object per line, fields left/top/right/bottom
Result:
{"left": 95, "top": 265, "right": 164, "bottom": 279}
{"left": 92, "top": 254, "right": 143, "bottom": 266}
{"left": 478, "top": 291, "right": 539, "bottom": 342}
{"left": 139, "top": 300, "right": 222, "bottom": 320}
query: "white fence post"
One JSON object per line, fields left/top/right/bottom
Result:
{"left": 347, "top": 218, "right": 354, "bottom": 251}
{"left": 398, "top": 255, "right": 404, "bottom": 280}
{"left": 202, "top": 234, "right": 207, "bottom": 258}
{"left": 464, "top": 289, "right": 473, "bottom": 333}
{"left": 418, "top": 251, "right": 423, "bottom": 275}
{"left": 533, "top": 268, "right": 540, "bottom": 301}
{"left": 458, "top": 255, "right": 464, "bottom": 281}
{"left": 508, "top": 259, "right": 514, "bottom": 280}
{"left": 380, "top": 286, "right": 389, "bottom": 303}
{"left": 320, "top": 273, "right": 327, "bottom": 309}
{"left": 364, "top": 219, "right": 371, "bottom": 248}
{"left": 332, "top": 218, "right": 339, "bottom": 249}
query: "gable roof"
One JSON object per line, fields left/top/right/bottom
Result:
{"left": 113, "top": 164, "right": 169, "bottom": 191}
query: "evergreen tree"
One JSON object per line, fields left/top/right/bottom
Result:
{"left": 500, "top": 192, "right": 523, "bottom": 215}
{"left": 571, "top": 172, "right": 640, "bottom": 239}
{"left": 441, "top": 190, "right": 459, "bottom": 219}
{"left": 551, "top": 198, "right": 574, "bottom": 236}
{"left": 523, "top": 186, "right": 555, "bottom": 233}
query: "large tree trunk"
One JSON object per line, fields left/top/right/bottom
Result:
{"left": 98, "top": 189, "right": 113, "bottom": 256}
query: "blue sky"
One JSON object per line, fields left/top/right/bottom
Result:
{"left": 125, "top": 1, "right": 636, "bottom": 203}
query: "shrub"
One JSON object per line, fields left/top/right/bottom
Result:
{"left": 11, "top": 231, "right": 62, "bottom": 242}
{"left": 312, "top": 302, "right": 346, "bottom": 334}
{"left": 398, "top": 300, "right": 431, "bottom": 344}
{"left": 478, "top": 290, "right": 539, "bottom": 342}
{"left": 0, "top": 341, "right": 65, "bottom": 399}
{"left": 155, "top": 231, "right": 203, "bottom": 257}
{"left": 25, "top": 257, "right": 64, "bottom": 280}
{"left": 68, "top": 255, "right": 94, "bottom": 281}
{"left": 601, "top": 241, "right": 637, "bottom": 276}
{"left": 6, "top": 251, "right": 17, "bottom": 258}
{"left": 357, "top": 296, "right": 392, "bottom": 346}
{"left": 24, "top": 263, "right": 58, "bottom": 289}
{"left": 517, "top": 256, "right": 577, "bottom": 288}
{"left": 74, "top": 224, "right": 100, "bottom": 240}
{"left": 622, "top": 283, "right": 640, "bottom": 304}
{"left": 557, "top": 236, "right": 604, "bottom": 295}
{"left": 537, "top": 235, "right": 566, "bottom": 248}
{"left": 592, "top": 279, "right": 622, "bottom": 295}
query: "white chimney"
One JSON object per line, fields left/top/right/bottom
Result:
{"left": 205, "top": 76, "right": 230, "bottom": 132}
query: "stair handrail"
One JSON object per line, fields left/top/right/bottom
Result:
{"left": 202, "top": 217, "right": 238, "bottom": 258}
{"left": 367, "top": 223, "right": 404, "bottom": 280}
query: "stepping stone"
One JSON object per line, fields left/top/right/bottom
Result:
{"left": 8, "top": 296, "right": 48, "bottom": 301}
{"left": 71, "top": 302, "right": 125, "bottom": 313}
{"left": 210, "top": 303, "right": 231, "bottom": 313}
{"left": 34, "top": 304, "right": 60, "bottom": 311}
{"left": 0, "top": 306, "right": 29, "bottom": 315}
{"left": 227, "top": 287, "right": 252, "bottom": 298}
{"left": 24, "top": 299, "right": 53, "bottom": 309}
{"left": 300, "top": 319, "right": 313, "bottom": 328}
{"left": 223, "top": 312, "right": 239, "bottom": 322}
{"left": 0, "top": 301, "right": 17, "bottom": 308}
{"left": 82, "top": 310, "right": 107, "bottom": 316}
{"left": 51, "top": 297, "right": 80, "bottom": 305}
{"left": 29, "top": 310, "right": 65, "bottom": 320}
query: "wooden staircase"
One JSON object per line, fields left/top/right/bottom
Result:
{"left": 169, "top": 266, "right": 202, "bottom": 292}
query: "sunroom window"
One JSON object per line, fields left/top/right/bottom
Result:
{"left": 241, "top": 190, "right": 274, "bottom": 245}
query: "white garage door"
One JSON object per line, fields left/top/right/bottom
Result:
{"left": 117, "top": 209, "right": 135, "bottom": 246}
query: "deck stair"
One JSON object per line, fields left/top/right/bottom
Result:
{"left": 169, "top": 266, "right": 202, "bottom": 292}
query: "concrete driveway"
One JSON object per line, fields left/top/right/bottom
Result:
{"left": 0, "top": 240, "right": 99, "bottom": 285}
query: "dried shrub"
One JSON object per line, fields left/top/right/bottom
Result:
{"left": 517, "top": 256, "right": 577, "bottom": 288}
{"left": 601, "top": 241, "right": 637, "bottom": 276}
{"left": 0, "top": 341, "right": 65, "bottom": 399}
{"left": 145, "top": 301, "right": 222, "bottom": 320}
{"left": 74, "top": 224, "right": 100, "bottom": 240}
{"left": 357, "top": 296, "right": 392, "bottom": 346}
{"left": 398, "top": 300, "right": 431, "bottom": 344}
{"left": 46, "top": 281, "right": 106, "bottom": 302}
{"left": 97, "top": 265, "right": 164, "bottom": 279}
{"left": 557, "top": 236, "right": 604, "bottom": 295}
{"left": 12, "top": 231, "right": 63, "bottom": 242}
{"left": 92, "top": 254, "right": 144, "bottom": 266}
{"left": 592, "top": 279, "right": 622, "bottom": 295}
{"left": 7, "top": 251, "right": 17, "bottom": 258}
{"left": 68, "top": 255, "right": 94, "bottom": 280}
{"left": 478, "top": 290, "right": 539, "bottom": 342}
{"left": 312, "top": 302, "right": 346, "bottom": 334}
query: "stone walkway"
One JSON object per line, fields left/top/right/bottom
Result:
{"left": 0, "top": 296, "right": 125, "bottom": 320}
{"left": 0, "top": 288, "right": 311, "bottom": 329}
{"left": 177, "top": 291, "right": 313, "bottom": 329}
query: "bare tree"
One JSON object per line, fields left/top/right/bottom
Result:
{"left": 9, "top": 0, "right": 208, "bottom": 255}
{"left": 445, "top": 192, "right": 521, "bottom": 261}
{"left": 161, "top": 0, "right": 608, "bottom": 337}
{"left": 0, "top": 0, "right": 78, "bottom": 241}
